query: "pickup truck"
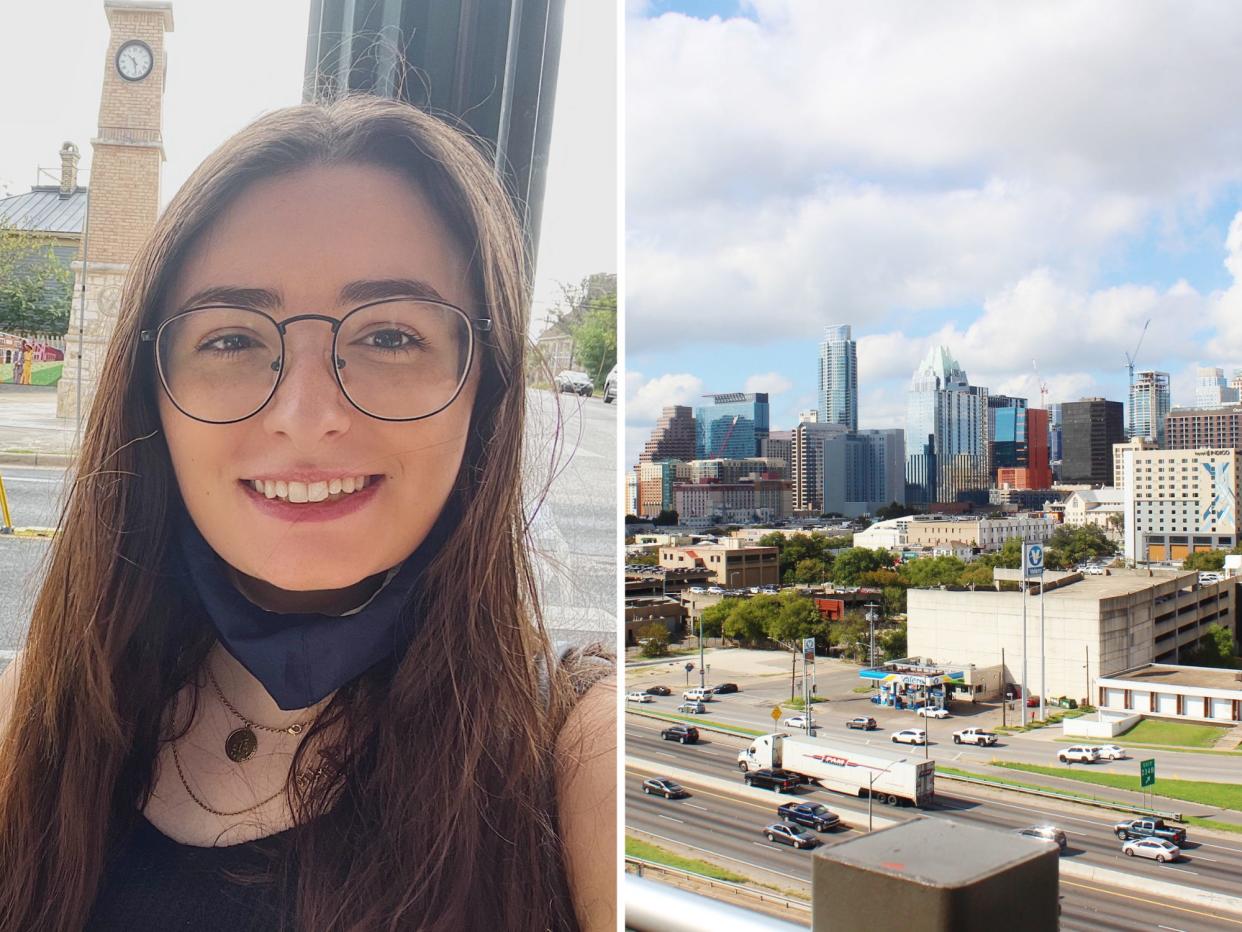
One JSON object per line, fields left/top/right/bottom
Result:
{"left": 1113, "top": 818, "right": 1187, "bottom": 846}
{"left": 952, "top": 727, "right": 998, "bottom": 746}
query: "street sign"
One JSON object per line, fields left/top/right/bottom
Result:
{"left": 770, "top": 707, "right": 782, "bottom": 722}
{"left": 1023, "top": 542, "right": 1045, "bottom": 578}
{"left": 684, "top": 662, "right": 694, "bottom": 672}
{"left": 1140, "top": 758, "right": 1156, "bottom": 787}
{"left": 802, "top": 636, "right": 816, "bottom": 662}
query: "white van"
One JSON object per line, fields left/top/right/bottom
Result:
{"left": 683, "top": 687, "right": 714, "bottom": 702}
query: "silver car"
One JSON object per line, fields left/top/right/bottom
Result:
{"left": 603, "top": 364, "right": 618, "bottom": 403}
{"left": 1122, "top": 838, "right": 1181, "bottom": 863}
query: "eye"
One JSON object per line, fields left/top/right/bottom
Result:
{"left": 198, "top": 333, "right": 263, "bottom": 354}
{"left": 356, "top": 328, "right": 428, "bottom": 351}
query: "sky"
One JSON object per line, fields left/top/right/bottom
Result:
{"left": 0, "top": 0, "right": 615, "bottom": 334}
{"left": 624, "top": 0, "right": 1242, "bottom": 467}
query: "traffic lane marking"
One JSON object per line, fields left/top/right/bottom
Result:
{"left": 657, "top": 814, "right": 685, "bottom": 825}
{"left": 1060, "top": 879, "right": 1242, "bottom": 926}
{"left": 631, "top": 828, "right": 808, "bottom": 885}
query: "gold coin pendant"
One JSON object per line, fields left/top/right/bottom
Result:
{"left": 225, "top": 727, "right": 258, "bottom": 762}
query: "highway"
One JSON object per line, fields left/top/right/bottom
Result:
{"left": 626, "top": 715, "right": 1242, "bottom": 931}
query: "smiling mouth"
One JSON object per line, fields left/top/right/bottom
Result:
{"left": 239, "top": 475, "right": 383, "bottom": 504}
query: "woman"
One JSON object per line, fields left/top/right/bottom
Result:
{"left": 0, "top": 96, "right": 616, "bottom": 930}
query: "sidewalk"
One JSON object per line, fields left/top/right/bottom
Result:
{"left": 0, "top": 386, "right": 77, "bottom": 464}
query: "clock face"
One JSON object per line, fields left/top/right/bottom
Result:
{"left": 116, "top": 40, "right": 153, "bottom": 81}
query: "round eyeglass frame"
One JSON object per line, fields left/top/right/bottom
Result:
{"left": 139, "top": 296, "right": 492, "bottom": 425}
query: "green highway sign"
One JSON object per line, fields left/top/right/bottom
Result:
{"left": 1140, "top": 758, "right": 1156, "bottom": 787}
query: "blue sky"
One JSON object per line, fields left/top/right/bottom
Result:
{"left": 625, "top": 2, "right": 1242, "bottom": 467}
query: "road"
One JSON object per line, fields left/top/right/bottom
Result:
{"left": 0, "top": 387, "right": 617, "bottom": 654}
{"left": 625, "top": 716, "right": 1242, "bottom": 930}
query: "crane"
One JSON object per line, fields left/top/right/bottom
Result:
{"left": 1125, "top": 319, "right": 1152, "bottom": 437}
{"left": 1031, "top": 359, "right": 1048, "bottom": 410}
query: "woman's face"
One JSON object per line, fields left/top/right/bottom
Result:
{"left": 159, "top": 162, "right": 479, "bottom": 600}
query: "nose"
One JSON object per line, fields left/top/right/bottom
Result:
{"left": 257, "top": 329, "right": 353, "bottom": 444}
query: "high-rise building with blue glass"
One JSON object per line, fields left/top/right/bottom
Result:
{"left": 695, "top": 393, "right": 770, "bottom": 459}
{"left": 818, "top": 324, "right": 858, "bottom": 431}
{"left": 905, "top": 346, "right": 990, "bottom": 505}
{"left": 1129, "top": 370, "right": 1171, "bottom": 446}
{"left": 988, "top": 395, "right": 1029, "bottom": 472}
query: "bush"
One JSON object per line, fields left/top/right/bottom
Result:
{"left": 637, "top": 622, "right": 671, "bottom": 658}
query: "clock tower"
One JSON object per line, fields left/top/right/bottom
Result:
{"left": 58, "top": 0, "right": 174, "bottom": 421}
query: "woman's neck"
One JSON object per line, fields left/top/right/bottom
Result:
{"left": 227, "top": 565, "right": 388, "bottom": 615}
{"left": 206, "top": 641, "right": 336, "bottom": 723}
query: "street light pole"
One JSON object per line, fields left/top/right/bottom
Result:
{"left": 865, "top": 602, "right": 879, "bottom": 669}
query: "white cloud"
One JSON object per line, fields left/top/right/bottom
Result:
{"left": 744, "top": 372, "right": 793, "bottom": 395}
{"left": 625, "top": 371, "right": 705, "bottom": 425}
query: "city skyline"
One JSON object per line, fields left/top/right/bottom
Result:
{"left": 625, "top": 2, "right": 1242, "bottom": 468}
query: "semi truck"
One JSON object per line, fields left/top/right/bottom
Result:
{"left": 737, "top": 733, "right": 935, "bottom": 807}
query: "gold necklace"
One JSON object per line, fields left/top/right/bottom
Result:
{"left": 170, "top": 740, "right": 286, "bottom": 818}
{"left": 206, "top": 666, "right": 309, "bottom": 763}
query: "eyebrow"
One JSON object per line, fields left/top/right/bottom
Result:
{"left": 176, "top": 277, "right": 452, "bottom": 313}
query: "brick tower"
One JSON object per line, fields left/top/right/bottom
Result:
{"left": 58, "top": 1, "right": 173, "bottom": 422}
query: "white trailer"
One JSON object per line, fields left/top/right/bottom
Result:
{"left": 737, "top": 732, "right": 935, "bottom": 807}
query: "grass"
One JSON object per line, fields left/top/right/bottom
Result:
{"left": 994, "top": 761, "right": 1242, "bottom": 811}
{"left": 1117, "top": 719, "right": 1233, "bottom": 749}
{"left": 1185, "top": 816, "right": 1242, "bottom": 836}
{"left": 937, "top": 765, "right": 1159, "bottom": 810}
{"left": 626, "top": 836, "right": 749, "bottom": 883}
{"left": 0, "top": 362, "right": 62, "bottom": 385}
{"left": 635, "top": 710, "right": 766, "bottom": 736}
{"left": 782, "top": 696, "right": 827, "bottom": 710}
{"left": 1053, "top": 737, "right": 1242, "bottom": 756}
{"left": 852, "top": 686, "right": 875, "bottom": 694}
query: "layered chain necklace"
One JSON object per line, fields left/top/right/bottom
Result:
{"left": 206, "top": 665, "right": 309, "bottom": 763}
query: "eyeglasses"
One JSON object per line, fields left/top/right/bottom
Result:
{"left": 140, "top": 298, "right": 491, "bottom": 424}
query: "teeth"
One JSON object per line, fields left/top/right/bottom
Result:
{"left": 248, "top": 475, "right": 374, "bottom": 503}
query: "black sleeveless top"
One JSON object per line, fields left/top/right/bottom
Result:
{"left": 86, "top": 816, "right": 295, "bottom": 931}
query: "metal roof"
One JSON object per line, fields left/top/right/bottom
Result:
{"left": 0, "top": 186, "right": 87, "bottom": 236}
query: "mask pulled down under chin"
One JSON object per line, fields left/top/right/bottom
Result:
{"left": 175, "top": 501, "right": 460, "bottom": 711}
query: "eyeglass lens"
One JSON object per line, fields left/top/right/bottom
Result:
{"left": 156, "top": 302, "right": 472, "bottom": 422}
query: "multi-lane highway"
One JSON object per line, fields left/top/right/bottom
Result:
{"left": 626, "top": 715, "right": 1242, "bottom": 931}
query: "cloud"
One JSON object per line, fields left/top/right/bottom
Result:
{"left": 744, "top": 372, "right": 793, "bottom": 395}
{"left": 625, "top": 371, "right": 706, "bottom": 425}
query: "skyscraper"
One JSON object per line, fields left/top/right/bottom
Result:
{"left": 640, "top": 405, "right": 696, "bottom": 464}
{"left": 791, "top": 421, "right": 850, "bottom": 512}
{"left": 822, "top": 429, "right": 906, "bottom": 517}
{"left": 1129, "top": 370, "right": 1171, "bottom": 445}
{"left": 695, "top": 393, "right": 770, "bottom": 459}
{"left": 1061, "top": 398, "right": 1125, "bottom": 485}
{"left": 1195, "top": 367, "right": 1239, "bottom": 410}
{"left": 818, "top": 324, "right": 858, "bottom": 431}
{"left": 905, "top": 346, "right": 990, "bottom": 506}
{"left": 988, "top": 395, "right": 1028, "bottom": 473}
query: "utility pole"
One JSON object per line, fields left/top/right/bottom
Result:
{"left": 1001, "top": 646, "right": 1007, "bottom": 728}
{"left": 865, "top": 602, "right": 879, "bottom": 669}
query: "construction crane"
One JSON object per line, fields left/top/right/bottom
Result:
{"left": 1031, "top": 360, "right": 1048, "bottom": 410}
{"left": 1125, "top": 319, "right": 1152, "bottom": 437}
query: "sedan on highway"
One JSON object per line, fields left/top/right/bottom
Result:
{"left": 916, "top": 706, "right": 949, "bottom": 719}
{"left": 1122, "top": 838, "right": 1181, "bottom": 863}
{"left": 641, "top": 778, "right": 689, "bottom": 799}
{"left": 846, "top": 716, "right": 877, "bottom": 730}
{"left": 1091, "top": 744, "right": 1126, "bottom": 760}
{"left": 782, "top": 715, "right": 815, "bottom": 729}
{"left": 644, "top": 685, "right": 671, "bottom": 696}
{"left": 762, "top": 823, "right": 819, "bottom": 850}
{"left": 891, "top": 729, "right": 928, "bottom": 746}
{"left": 626, "top": 691, "right": 653, "bottom": 703}
{"left": 1015, "top": 824, "right": 1068, "bottom": 854}
{"left": 660, "top": 724, "right": 699, "bottom": 744}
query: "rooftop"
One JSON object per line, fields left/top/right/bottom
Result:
{"left": 1103, "top": 663, "right": 1242, "bottom": 691}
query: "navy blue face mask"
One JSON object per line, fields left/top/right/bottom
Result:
{"left": 176, "top": 499, "right": 461, "bottom": 710}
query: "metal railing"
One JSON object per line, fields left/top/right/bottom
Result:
{"left": 625, "top": 871, "right": 809, "bottom": 932}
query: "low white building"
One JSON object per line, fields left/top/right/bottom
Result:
{"left": 1096, "top": 664, "right": 1242, "bottom": 725}
{"left": 853, "top": 513, "right": 1055, "bottom": 553}
{"left": 908, "top": 569, "right": 1237, "bottom": 705}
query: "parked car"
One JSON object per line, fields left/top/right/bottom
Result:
{"left": 602, "top": 365, "right": 618, "bottom": 403}
{"left": 626, "top": 691, "right": 653, "bottom": 704}
{"left": 554, "top": 370, "right": 593, "bottom": 395}
{"left": 891, "top": 729, "right": 928, "bottom": 746}
{"left": 782, "top": 715, "right": 815, "bottom": 729}
{"left": 777, "top": 802, "right": 840, "bottom": 832}
{"left": 743, "top": 768, "right": 802, "bottom": 792}
{"left": 1091, "top": 744, "right": 1127, "bottom": 760}
{"left": 1122, "top": 838, "right": 1181, "bottom": 863}
{"left": 1114, "top": 818, "right": 1187, "bottom": 846}
{"left": 645, "top": 685, "right": 672, "bottom": 696}
{"left": 916, "top": 706, "right": 949, "bottom": 719}
{"left": 660, "top": 724, "right": 699, "bottom": 744}
{"left": 712, "top": 683, "right": 740, "bottom": 694}
{"left": 762, "top": 823, "right": 819, "bottom": 849}
{"left": 641, "top": 777, "right": 688, "bottom": 799}
{"left": 1057, "top": 746, "right": 1100, "bottom": 764}
{"left": 677, "top": 700, "right": 706, "bottom": 714}
{"left": 1015, "top": 824, "right": 1068, "bottom": 854}
{"left": 846, "top": 716, "right": 878, "bottom": 730}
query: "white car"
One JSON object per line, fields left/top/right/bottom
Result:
{"left": 602, "top": 365, "right": 618, "bottom": 403}
{"left": 626, "top": 691, "right": 653, "bottom": 703}
{"left": 916, "top": 706, "right": 949, "bottom": 719}
{"left": 1122, "top": 838, "right": 1181, "bottom": 863}
{"left": 891, "top": 729, "right": 928, "bottom": 745}
{"left": 1092, "top": 744, "right": 1126, "bottom": 760}
{"left": 1057, "top": 746, "right": 1100, "bottom": 764}
{"left": 782, "top": 715, "right": 815, "bottom": 729}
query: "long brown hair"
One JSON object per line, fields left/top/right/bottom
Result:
{"left": 0, "top": 96, "right": 602, "bottom": 930}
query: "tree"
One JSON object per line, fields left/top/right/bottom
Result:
{"left": 637, "top": 622, "right": 670, "bottom": 658}
{"left": 698, "top": 599, "right": 735, "bottom": 639}
{"left": 958, "top": 562, "right": 995, "bottom": 589}
{"left": 1183, "top": 624, "right": 1237, "bottom": 669}
{"left": 0, "top": 221, "right": 72, "bottom": 336}
{"left": 1183, "top": 550, "right": 1226, "bottom": 572}
{"left": 831, "top": 611, "right": 870, "bottom": 663}
{"left": 723, "top": 596, "right": 775, "bottom": 645}
{"left": 628, "top": 551, "right": 659, "bottom": 566}
{"left": 831, "top": 548, "right": 893, "bottom": 586}
{"left": 565, "top": 289, "right": 617, "bottom": 388}
{"left": 792, "top": 557, "right": 830, "bottom": 584}
{"left": 900, "top": 555, "right": 966, "bottom": 589}
{"left": 765, "top": 591, "right": 824, "bottom": 699}
{"left": 876, "top": 502, "right": 919, "bottom": 521}
{"left": 878, "top": 620, "right": 908, "bottom": 661}
{"left": 1046, "top": 525, "right": 1117, "bottom": 567}
{"left": 652, "top": 509, "right": 679, "bottom": 526}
